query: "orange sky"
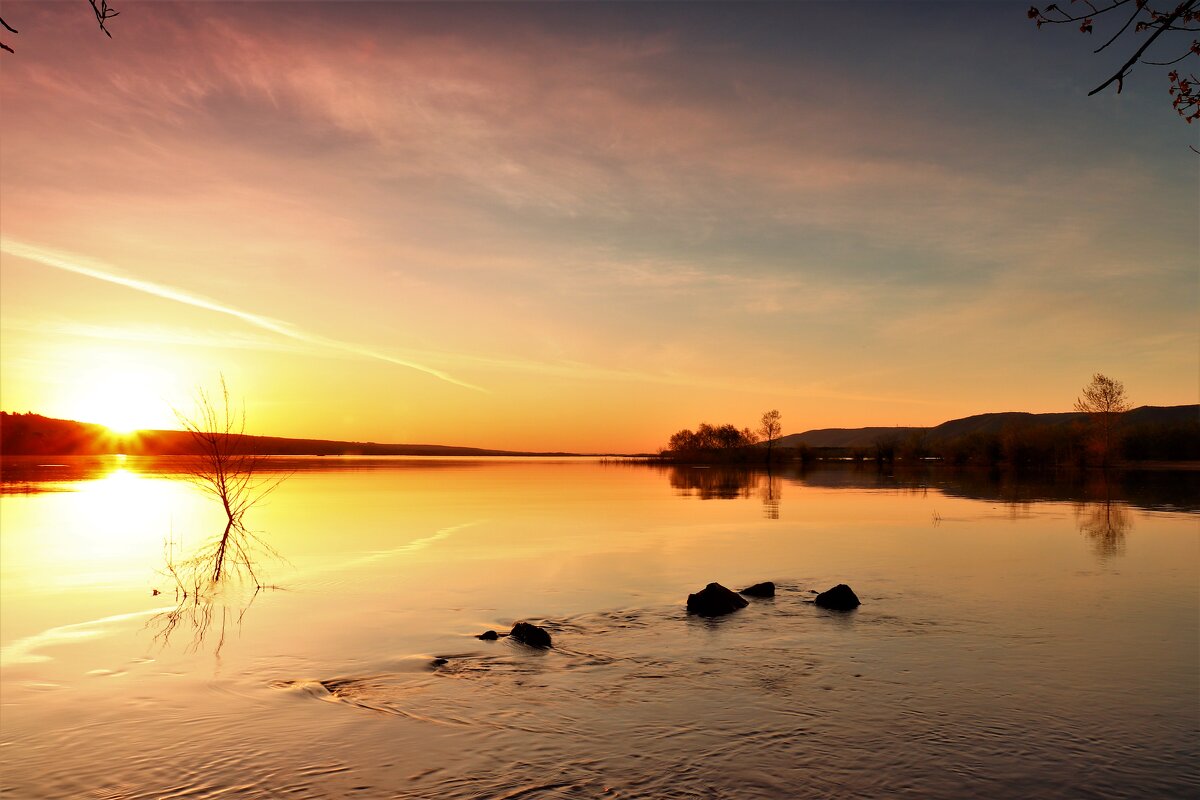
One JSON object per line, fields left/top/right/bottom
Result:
{"left": 1, "top": 2, "right": 1196, "bottom": 452}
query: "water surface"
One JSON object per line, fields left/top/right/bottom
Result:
{"left": 1, "top": 457, "right": 1196, "bottom": 798}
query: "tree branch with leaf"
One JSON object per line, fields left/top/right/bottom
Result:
{"left": 1028, "top": 0, "right": 1200, "bottom": 125}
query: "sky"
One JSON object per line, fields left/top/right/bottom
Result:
{"left": 1, "top": 1, "right": 1196, "bottom": 452}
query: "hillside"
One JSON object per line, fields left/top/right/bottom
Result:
{"left": 774, "top": 426, "right": 924, "bottom": 449}
{"left": 0, "top": 412, "right": 576, "bottom": 457}
{"left": 775, "top": 405, "right": 1198, "bottom": 449}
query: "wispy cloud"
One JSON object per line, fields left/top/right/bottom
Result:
{"left": 1, "top": 239, "right": 485, "bottom": 392}
{"left": 0, "top": 318, "right": 340, "bottom": 359}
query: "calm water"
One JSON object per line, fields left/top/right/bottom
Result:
{"left": 1, "top": 457, "right": 1197, "bottom": 799}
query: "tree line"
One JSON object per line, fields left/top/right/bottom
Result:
{"left": 658, "top": 376, "right": 1198, "bottom": 468}
{"left": 661, "top": 410, "right": 785, "bottom": 464}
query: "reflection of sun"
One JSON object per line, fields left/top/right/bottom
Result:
{"left": 2, "top": 465, "right": 212, "bottom": 595}
{"left": 54, "top": 352, "right": 182, "bottom": 433}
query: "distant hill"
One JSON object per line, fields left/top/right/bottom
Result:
{"left": 774, "top": 405, "right": 1198, "bottom": 449}
{"left": 0, "top": 412, "right": 578, "bottom": 457}
{"left": 775, "top": 426, "right": 923, "bottom": 449}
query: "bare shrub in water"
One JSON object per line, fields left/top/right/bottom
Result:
{"left": 174, "top": 376, "right": 286, "bottom": 587}
{"left": 151, "top": 378, "right": 287, "bottom": 653}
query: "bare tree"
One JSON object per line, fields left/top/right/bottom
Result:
{"left": 174, "top": 377, "right": 286, "bottom": 586}
{"left": 1, "top": 1, "right": 119, "bottom": 55}
{"left": 1074, "top": 372, "right": 1131, "bottom": 465}
{"left": 1028, "top": 0, "right": 1200, "bottom": 127}
{"left": 759, "top": 409, "right": 783, "bottom": 463}
{"left": 148, "top": 378, "right": 286, "bottom": 657}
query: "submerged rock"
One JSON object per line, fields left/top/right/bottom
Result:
{"left": 814, "top": 583, "right": 861, "bottom": 611}
{"left": 430, "top": 657, "right": 448, "bottom": 668}
{"left": 739, "top": 581, "right": 775, "bottom": 598}
{"left": 477, "top": 630, "right": 499, "bottom": 641}
{"left": 686, "top": 582, "right": 749, "bottom": 616}
{"left": 510, "top": 621, "right": 552, "bottom": 648}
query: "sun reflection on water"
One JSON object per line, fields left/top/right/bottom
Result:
{"left": 0, "top": 465, "right": 210, "bottom": 594}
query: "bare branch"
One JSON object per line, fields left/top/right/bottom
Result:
{"left": 1030, "top": 0, "right": 1133, "bottom": 25}
{"left": 1089, "top": 1, "right": 1197, "bottom": 95}
{"left": 88, "top": 0, "right": 119, "bottom": 39}
{"left": 3, "top": 3, "right": 117, "bottom": 55}
{"left": 1095, "top": 4, "right": 1146, "bottom": 52}
{"left": 1144, "top": 42, "right": 1199, "bottom": 63}
{"left": 0, "top": 12, "right": 14, "bottom": 52}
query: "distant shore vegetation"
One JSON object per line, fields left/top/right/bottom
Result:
{"left": 657, "top": 401, "right": 1198, "bottom": 470}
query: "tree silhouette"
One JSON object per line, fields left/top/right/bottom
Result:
{"left": 1074, "top": 373, "right": 1131, "bottom": 466}
{"left": 759, "top": 409, "right": 783, "bottom": 463}
{"left": 665, "top": 422, "right": 758, "bottom": 461}
{"left": 1028, "top": 0, "right": 1199, "bottom": 125}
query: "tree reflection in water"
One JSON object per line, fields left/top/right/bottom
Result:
{"left": 1075, "top": 474, "right": 1132, "bottom": 562}
{"left": 147, "top": 533, "right": 279, "bottom": 657}
{"left": 1075, "top": 498, "right": 1132, "bottom": 561}
{"left": 760, "top": 473, "right": 782, "bottom": 520}
{"left": 657, "top": 462, "right": 1154, "bottom": 554}
{"left": 147, "top": 574, "right": 268, "bottom": 657}
{"left": 666, "top": 466, "right": 781, "bottom": 518}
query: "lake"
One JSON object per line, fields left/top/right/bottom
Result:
{"left": 1, "top": 456, "right": 1197, "bottom": 799}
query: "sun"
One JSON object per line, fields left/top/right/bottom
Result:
{"left": 91, "top": 391, "right": 161, "bottom": 434}
{"left": 53, "top": 352, "right": 182, "bottom": 433}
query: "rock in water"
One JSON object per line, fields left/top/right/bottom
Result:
{"left": 510, "top": 621, "right": 552, "bottom": 648}
{"left": 477, "top": 630, "right": 499, "bottom": 641}
{"left": 814, "top": 583, "right": 861, "bottom": 610}
{"left": 686, "top": 582, "right": 749, "bottom": 616}
{"left": 740, "top": 581, "right": 775, "bottom": 598}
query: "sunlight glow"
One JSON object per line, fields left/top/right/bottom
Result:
{"left": 51, "top": 351, "right": 182, "bottom": 433}
{"left": 0, "top": 465, "right": 209, "bottom": 595}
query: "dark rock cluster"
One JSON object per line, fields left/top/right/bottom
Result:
{"left": 687, "top": 580, "right": 860, "bottom": 616}
{"left": 469, "top": 581, "right": 860, "bottom": 655}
